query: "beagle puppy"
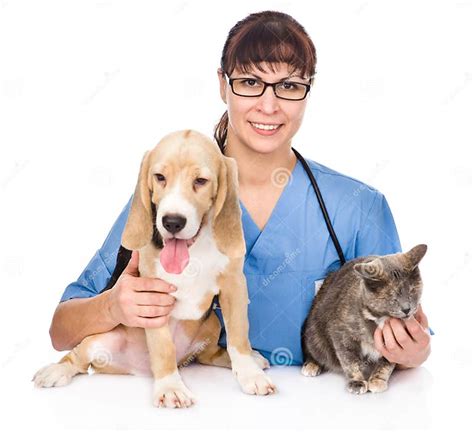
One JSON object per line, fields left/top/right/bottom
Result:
{"left": 33, "top": 130, "right": 276, "bottom": 408}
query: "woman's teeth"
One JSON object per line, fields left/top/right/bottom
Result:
{"left": 251, "top": 122, "right": 281, "bottom": 131}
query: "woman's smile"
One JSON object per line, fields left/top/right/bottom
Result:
{"left": 249, "top": 121, "right": 284, "bottom": 136}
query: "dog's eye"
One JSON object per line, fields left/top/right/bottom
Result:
{"left": 155, "top": 173, "right": 166, "bottom": 182}
{"left": 194, "top": 178, "right": 208, "bottom": 186}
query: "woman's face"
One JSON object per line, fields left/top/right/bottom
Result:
{"left": 218, "top": 62, "right": 311, "bottom": 155}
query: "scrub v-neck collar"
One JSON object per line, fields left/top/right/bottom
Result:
{"left": 239, "top": 157, "right": 304, "bottom": 259}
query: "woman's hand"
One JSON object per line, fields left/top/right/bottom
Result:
{"left": 106, "top": 250, "right": 177, "bottom": 328}
{"left": 374, "top": 304, "right": 431, "bottom": 368}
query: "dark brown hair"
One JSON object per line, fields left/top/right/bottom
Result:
{"left": 214, "top": 11, "right": 317, "bottom": 152}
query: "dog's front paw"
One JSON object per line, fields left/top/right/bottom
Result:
{"left": 152, "top": 371, "right": 196, "bottom": 408}
{"left": 251, "top": 350, "right": 270, "bottom": 369}
{"left": 237, "top": 370, "right": 276, "bottom": 396}
{"left": 32, "top": 363, "right": 76, "bottom": 388}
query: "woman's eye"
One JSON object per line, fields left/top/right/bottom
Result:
{"left": 243, "top": 79, "right": 258, "bottom": 87}
{"left": 281, "top": 81, "right": 296, "bottom": 90}
{"left": 194, "top": 178, "right": 208, "bottom": 186}
{"left": 155, "top": 173, "right": 166, "bottom": 182}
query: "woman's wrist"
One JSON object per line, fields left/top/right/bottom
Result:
{"left": 100, "top": 289, "right": 121, "bottom": 328}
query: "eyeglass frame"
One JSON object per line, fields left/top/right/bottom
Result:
{"left": 224, "top": 73, "right": 314, "bottom": 101}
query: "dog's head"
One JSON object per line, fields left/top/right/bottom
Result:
{"left": 122, "top": 130, "right": 245, "bottom": 272}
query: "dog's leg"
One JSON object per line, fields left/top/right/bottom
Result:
{"left": 145, "top": 326, "right": 196, "bottom": 408}
{"left": 192, "top": 310, "right": 232, "bottom": 368}
{"left": 32, "top": 327, "right": 129, "bottom": 387}
{"left": 33, "top": 345, "right": 90, "bottom": 388}
{"left": 195, "top": 311, "right": 270, "bottom": 370}
{"left": 217, "top": 259, "right": 276, "bottom": 395}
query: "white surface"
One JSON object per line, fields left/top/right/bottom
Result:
{"left": 2, "top": 335, "right": 471, "bottom": 431}
{"left": 1, "top": 1, "right": 472, "bottom": 430}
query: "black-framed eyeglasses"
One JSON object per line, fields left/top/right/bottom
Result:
{"left": 226, "top": 74, "right": 313, "bottom": 101}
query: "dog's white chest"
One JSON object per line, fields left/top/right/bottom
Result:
{"left": 154, "top": 224, "right": 229, "bottom": 320}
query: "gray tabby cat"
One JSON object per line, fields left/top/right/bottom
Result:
{"left": 301, "top": 244, "right": 427, "bottom": 395}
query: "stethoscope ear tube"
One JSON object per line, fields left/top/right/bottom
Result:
{"left": 292, "top": 147, "right": 346, "bottom": 267}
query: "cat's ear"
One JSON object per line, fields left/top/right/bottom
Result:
{"left": 353, "top": 258, "right": 384, "bottom": 281}
{"left": 404, "top": 244, "right": 428, "bottom": 271}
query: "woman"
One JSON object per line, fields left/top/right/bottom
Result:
{"left": 49, "top": 11, "right": 431, "bottom": 368}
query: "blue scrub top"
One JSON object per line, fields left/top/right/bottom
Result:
{"left": 59, "top": 158, "right": 418, "bottom": 365}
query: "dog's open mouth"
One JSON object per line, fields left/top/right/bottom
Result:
{"left": 160, "top": 220, "right": 204, "bottom": 274}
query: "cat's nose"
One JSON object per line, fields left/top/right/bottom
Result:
{"left": 402, "top": 307, "right": 411, "bottom": 316}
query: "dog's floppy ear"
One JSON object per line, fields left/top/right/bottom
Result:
{"left": 212, "top": 156, "right": 246, "bottom": 258}
{"left": 122, "top": 150, "right": 153, "bottom": 250}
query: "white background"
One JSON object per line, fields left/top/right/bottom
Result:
{"left": 0, "top": 0, "right": 472, "bottom": 431}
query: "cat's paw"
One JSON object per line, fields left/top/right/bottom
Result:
{"left": 301, "top": 361, "right": 323, "bottom": 377}
{"left": 368, "top": 378, "right": 388, "bottom": 393}
{"left": 347, "top": 379, "right": 369, "bottom": 395}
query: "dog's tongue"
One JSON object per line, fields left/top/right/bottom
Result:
{"left": 160, "top": 238, "right": 189, "bottom": 274}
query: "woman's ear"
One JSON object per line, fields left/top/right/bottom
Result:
{"left": 212, "top": 156, "right": 246, "bottom": 258}
{"left": 217, "top": 68, "right": 227, "bottom": 103}
{"left": 122, "top": 150, "right": 153, "bottom": 250}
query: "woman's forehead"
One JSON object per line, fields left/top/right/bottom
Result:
{"left": 234, "top": 62, "right": 306, "bottom": 79}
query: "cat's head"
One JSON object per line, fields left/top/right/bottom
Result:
{"left": 353, "top": 244, "right": 427, "bottom": 319}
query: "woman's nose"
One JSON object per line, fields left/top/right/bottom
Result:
{"left": 255, "top": 86, "right": 280, "bottom": 114}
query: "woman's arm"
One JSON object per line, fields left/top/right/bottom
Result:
{"left": 49, "top": 290, "right": 117, "bottom": 351}
{"left": 50, "top": 194, "right": 179, "bottom": 351}
{"left": 50, "top": 249, "right": 177, "bottom": 351}
{"left": 51, "top": 197, "right": 133, "bottom": 350}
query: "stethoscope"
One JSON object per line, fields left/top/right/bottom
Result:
{"left": 212, "top": 147, "right": 346, "bottom": 312}
{"left": 221, "top": 145, "right": 345, "bottom": 267}
{"left": 292, "top": 147, "right": 346, "bottom": 267}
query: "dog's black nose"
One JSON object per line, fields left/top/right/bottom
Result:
{"left": 162, "top": 214, "right": 187, "bottom": 234}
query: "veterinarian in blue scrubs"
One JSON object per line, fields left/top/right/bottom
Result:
{"left": 57, "top": 11, "right": 431, "bottom": 369}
